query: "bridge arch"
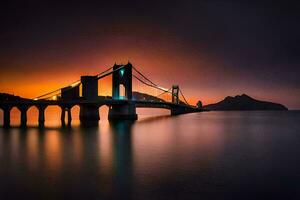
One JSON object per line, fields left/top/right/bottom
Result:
{"left": 71, "top": 105, "right": 80, "bottom": 125}
{"left": 27, "top": 106, "right": 39, "bottom": 126}
{"left": 10, "top": 107, "right": 21, "bottom": 126}
{"left": 119, "top": 84, "right": 126, "bottom": 99}
{"left": 45, "top": 105, "right": 61, "bottom": 127}
{"left": 99, "top": 105, "right": 110, "bottom": 121}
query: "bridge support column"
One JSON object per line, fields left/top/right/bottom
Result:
{"left": 79, "top": 105, "right": 99, "bottom": 127}
{"left": 19, "top": 106, "right": 28, "bottom": 128}
{"left": 67, "top": 108, "right": 72, "bottom": 126}
{"left": 60, "top": 107, "right": 66, "bottom": 127}
{"left": 38, "top": 106, "right": 47, "bottom": 128}
{"left": 80, "top": 75, "right": 99, "bottom": 127}
{"left": 172, "top": 85, "right": 179, "bottom": 104}
{"left": 60, "top": 106, "right": 72, "bottom": 127}
{"left": 171, "top": 107, "right": 182, "bottom": 115}
{"left": 108, "top": 103, "right": 137, "bottom": 121}
{"left": 3, "top": 106, "right": 12, "bottom": 128}
{"left": 171, "top": 106, "right": 199, "bottom": 115}
{"left": 109, "top": 63, "right": 137, "bottom": 121}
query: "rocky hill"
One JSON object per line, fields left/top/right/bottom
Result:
{"left": 203, "top": 94, "right": 288, "bottom": 111}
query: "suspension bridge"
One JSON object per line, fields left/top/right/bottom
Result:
{"left": 0, "top": 63, "right": 203, "bottom": 127}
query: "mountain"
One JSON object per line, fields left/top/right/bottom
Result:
{"left": 203, "top": 94, "right": 288, "bottom": 111}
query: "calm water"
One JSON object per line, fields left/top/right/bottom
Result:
{"left": 0, "top": 110, "right": 300, "bottom": 199}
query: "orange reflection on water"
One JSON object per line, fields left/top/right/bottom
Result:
{"left": 99, "top": 122, "right": 113, "bottom": 175}
{"left": 71, "top": 131, "right": 83, "bottom": 166}
{"left": 133, "top": 113, "right": 225, "bottom": 181}
{"left": 26, "top": 130, "right": 40, "bottom": 171}
{"left": 10, "top": 130, "right": 20, "bottom": 162}
{"left": 44, "top": 131, "right": 62, "bottom": 174}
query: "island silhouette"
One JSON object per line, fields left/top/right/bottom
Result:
{"left": 203, "top": 94, "right": 288, "bottom": 111}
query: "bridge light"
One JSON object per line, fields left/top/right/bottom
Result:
{"left": 119, "top": 68, "right": 125, "bottom": 77}
{"left": 71, "top": 81, "right": 80, "bottom": 88}
{"left": 158, "top": 86, "right": 168, "bottom": 92}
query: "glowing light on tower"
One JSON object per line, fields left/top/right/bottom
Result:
{"left": 119, "top": 68, "right": 125, "bottom": 77}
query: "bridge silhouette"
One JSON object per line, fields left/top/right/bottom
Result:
{"left": 0, "top": 63, "right": 202, "bottom": 127}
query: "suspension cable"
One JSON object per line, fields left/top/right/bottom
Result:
{"left": 179, "top": 89, "right": 190, "bottom": 105}
{"left": 96, "top": 66, "right": 113, "bottom": 78}
{"left": 156, "top": 88, "right": 171, "bottom": 97}
{"left": 132, "top": 66, "right": 158, "bottom": 87}
{"left": 34, "top": 88, "right": 62, "bottom": 99}
{"left": 34, "top": 64, "right": 192, "bottom": 106}
{"left": 133, "top": 74, "right": 184, "bottom": 103}
{"left": 35, "top": 65, "right": 113, "bottom": 100}
{"left": 132, "top": 74, "right": 171, "bottom": 94}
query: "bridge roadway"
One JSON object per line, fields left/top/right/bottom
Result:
{"left": 0, "top": 97, "right": 202, "bottom": 127}
{"left": 0, "top": 98, "right": 201, "bottom": 114}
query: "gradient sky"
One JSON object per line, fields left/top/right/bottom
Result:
{"left": 1, "top": 1, "right": 300, "bottom": 108}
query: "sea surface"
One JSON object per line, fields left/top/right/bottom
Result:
{"left": 0, "top": 108, "right": 300, "bottom": 199}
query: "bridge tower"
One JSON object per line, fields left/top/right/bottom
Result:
{"left": 112, "top": 63, "right": 133, "bottom": 100}
{"left": 79, "top": 75, "right": 100, "bottom": 126}
{"left": 109, "top": 63, "right": 137, "bottom": 120}
{"left": 172, "top": 85, "right": 179, "bottom": 104}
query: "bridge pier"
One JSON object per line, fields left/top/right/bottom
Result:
{"left": 171, "top": 107, "right": 183, "bottom": 115}
{"left": 171, "top": 106, "right": 201, "bottom": 115}
{"left": 67, "top": 108, "right": 72, "bottom": 126}
{"left": 61, "top": 107, "right": 66, "bottom": 127}
{"left": 60, "top": 106, "right": 72, "bottom": 127}
{"left": 38, "top": 105, "right": 47, "bottom": 127}
{"left": 19, "top": 106, "right": 28, "bottom": 128}
{"left": 3, "top": 106, "right": 12, "bottom": 128}
{"left": 109, "top": 63, "right": 137, "bottom": 121}
{"left": 108, "top": 103, "right": 137, "bottom": 121}
{"left": 79, "top": 75, "right": 100, "bottom": 126}
{"left": 79, "top": 105, "right": 99, "bottom": 127}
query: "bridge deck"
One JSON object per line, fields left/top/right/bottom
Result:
{"left": 0, "top": 98, "right": 202, "bottom": 112}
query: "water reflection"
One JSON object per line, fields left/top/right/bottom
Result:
{"left": 110, "top": 121, "right": 133, "bottom": 199}
{"left": 26, "top": 130, "right": 39, "bottom": 171}
{"left": 44, "top": 130, "right": 62, "bottom": 175}
{"left": 0, "top": 113, "right": 224, "bottom": 199}
{"left": 1, "top": 111, "right": 299, "bottom": 199}
{"left": 10, "top": 129, "right": 21, "bottom": 163}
